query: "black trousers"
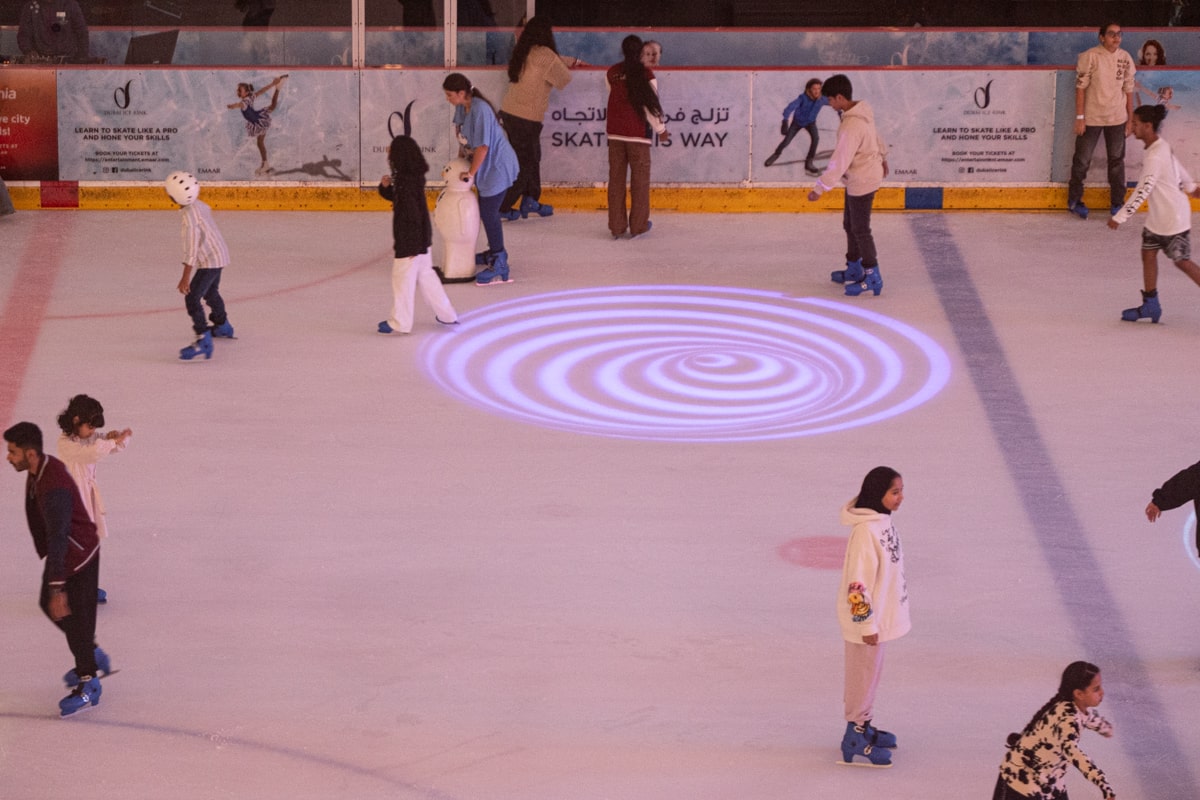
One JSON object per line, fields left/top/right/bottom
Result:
{"left": 40, "top": 554, "right": 100, "bottom": 679}
{"left": 843, "top": 191, "right": 878, "bottom": 268}
{"left": 772, "top": 121, "right": 819, "bottom": 162}
{"left": 500, "top": 112, "right": 544, "bottom": 210}
{"left": 1067, "top": 123, "right": 1126, "bottom": 209}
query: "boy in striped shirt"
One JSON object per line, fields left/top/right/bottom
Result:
{"left": 165, "top": 171, "right": 233, "bottom": 361}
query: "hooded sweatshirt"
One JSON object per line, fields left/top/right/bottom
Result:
{"left": 837, "top": 500, "right": 910, "bottom": 644}
{"left": 813, "top": 100, "right": 887, "bottom": 198}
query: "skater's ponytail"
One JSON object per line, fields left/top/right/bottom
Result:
{"left": 1133, "top": 104, "right": 1168, "bottom": 131}
{"left": 1019, "top": 661, "right": 1100, "bottom": 735}
{"left": 508, "top": 15, "right": 557, "bottom": 84}
{"left": 443, "top": 72, "right": 499, "bottom": 114}
{"left": 618, "top": 35, "right": 663, "bottom": 121}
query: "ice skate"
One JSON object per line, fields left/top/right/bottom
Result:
{"left": 64, "top": 646, "right": 112, "bottom": 686}
{"left": 1068, "top": 201, "right": 1089, "bottom": 219}
{"left": 377, "top": 321, "right": 407, "bottom": 335}
{"left": 805, "top": 160, "right": 820, "bottom": 176}
{"left": 97, "top": 587, "right": 108, "bottom": 604}
{"left": 1121, "top": 292, "right": 1161, "bottom": 323}
{"left": 211, "top": 321, "right": 235, "bottom": 338}
{"left": 845, "top": 266, "right": 883, "bottom": 297}
{"left": 475, "top": 250, "right": 513, "bottom": 286}
{"left": 863, "top": 719, "right": 897, "bottom": 749}
{"left": 179, "top": 330, "right": 214, "bottom": 360}
{"left": 764, "top": 153, "right": 779, "bottom": 167}
{"left": 837, "top": 721, "right": 893, "bottom": 767}
{"left": 59, "top": 675, "right": 102, "bottom": 717}
{"left": 500, "top": 208, "right": 522, "bottom": 221}
{"left": 520, "top": 197, "right": 553, "bottom": 218}
{"left": 831, "top": 259, "right": 864, "bottom": 284}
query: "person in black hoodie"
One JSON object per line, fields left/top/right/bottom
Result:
{"left": 1146, "top": 459, "right": 1200, "bottom": 557}
{"left": 376, "top": 135, "right": 459, "bottom": 335}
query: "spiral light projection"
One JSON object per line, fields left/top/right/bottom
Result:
{"left": 420, "top": 286, "right": 952, "bottom": 442}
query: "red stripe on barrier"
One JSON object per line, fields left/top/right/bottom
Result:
{"left": 40, "top": 181, "right": 80, "bottom": 209}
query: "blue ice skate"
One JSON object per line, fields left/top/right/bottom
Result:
{"left": 179, "top": 330, "right": 213, "bottom": 360}
{"left": 64, "top": 646, "right": 112, "bottom": 686}
{"left": 211, "top": 321, "right": 235, "bottom": 338}
{"left": 59, "top": 676, "right": 102, "bottom": 717}
{"left": 520, "top": 197, "right": 553, "bottom": 218}
{"left": 475, "top": 251, "right": 513, "bottom": 286}
{"left": 1068, "top": 201, "right": 1089, "bottom": 219}
{"left": 845, "top": 266, "right": 883, "bottom": 297}
{"left": 831, "top": 259, "right": 865, "bottom": 284}
{"left": 838, "top": 721, "right": 893, "bottom": 767}
{"left": 1121, "top": 293, "right": 1162, "bottom": 323}
{"left": 863, "top": 719, "right": 897, "bottom": 749}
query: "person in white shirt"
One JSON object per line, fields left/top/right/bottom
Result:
{"left": 1068, "top": 22, "right": 1136, "bottom": 219}
{"left": 1108, "top": 104, "right": 1200, "bottom": 323}
{"left": 836, "top": 466, "right": 910, "bottom": 768}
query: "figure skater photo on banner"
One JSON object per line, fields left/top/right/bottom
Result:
{"left": 227, "top": 74, "right": 289, "bottom": 176}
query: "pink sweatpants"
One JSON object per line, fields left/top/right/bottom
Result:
{"left": 844, "top": 640, "right": 886, "bottom": 724}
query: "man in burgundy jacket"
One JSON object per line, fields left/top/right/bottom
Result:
{"left": 5, "top": 421, "right": 109, "bottom": 716}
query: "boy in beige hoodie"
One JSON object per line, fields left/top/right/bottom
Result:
{"left": 807, "top": 74, "right": 889, "bottom": 297}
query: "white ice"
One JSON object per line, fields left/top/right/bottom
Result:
{"left": 0, "top": 206, "right": 1197, "bottom": 799}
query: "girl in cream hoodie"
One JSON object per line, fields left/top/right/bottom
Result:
{"left": 836, "top": 465, "right": 910, "bottom": 767}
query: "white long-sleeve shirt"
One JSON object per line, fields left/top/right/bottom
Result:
{"left": 56, "top": 432, "right": 127, "bottom": 538}
{"left": 180, "top": 199, "right": 230, "bottom": 269}
{"left": 1114, "top": 137, "right": 1196, "bottom": 236}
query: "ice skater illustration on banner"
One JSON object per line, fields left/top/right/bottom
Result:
{"left": 227, "top": 74, "right": 288, "bottom": 176}
{"left": 994, "top": 661, "right": 1115, "bottom": 800}
{"left": 56, "top": 394, "right": 131, "bottom": 605}
{"left": 165, "top": 171, "right": 235, "bottom": 361}
{"left": 836, "top": 466, "right": 909, "bottom": 768}
{"left": 1107, "top": 104, "right": 1200, "bottom": 324}
{"left": 376, "top": 135, "right": 459, "bottom": 334}
{"left": 764, "top": 78, "right": 828, "bottom": 174}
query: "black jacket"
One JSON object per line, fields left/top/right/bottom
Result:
{"left": 379, "top": 175, "right": 432, "bottom": 259}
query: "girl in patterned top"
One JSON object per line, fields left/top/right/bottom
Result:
{"left": 995, "top": 661, "right": 1116, "bottom": 800}
{"left": 227, "top": 74, "right": 288, "bottom": 176}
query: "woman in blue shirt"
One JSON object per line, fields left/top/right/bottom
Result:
{"left": 443, "top": 73, "right": 519, "bottom": 285}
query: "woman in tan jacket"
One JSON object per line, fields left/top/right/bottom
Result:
{"left": 499, "top": 16, "right": 584, "bottom": 220}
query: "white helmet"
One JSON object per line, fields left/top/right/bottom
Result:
{"left": 164, "top": 171, "right": 200, "bottom": 206}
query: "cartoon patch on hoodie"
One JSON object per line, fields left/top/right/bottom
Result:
{"left": 847, "top": 581, "right": 873, "bottom": 622}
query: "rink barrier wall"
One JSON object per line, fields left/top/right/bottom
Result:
{"left": 0, "top": 182, "right": 1157, "bottom": 213}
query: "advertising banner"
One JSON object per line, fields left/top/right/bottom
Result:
{"left": 0, "top": 68, "right": 59, "bottom": 181}
{"left": 753, "top": 70, "right": 1058, "bottom": 185}
{"left": 57, "top": 69, "right": 361, "bottom": 182}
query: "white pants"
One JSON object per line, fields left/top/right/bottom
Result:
{"left": 388, "top": 250, "right": 457, "bottom": 333}
{"left": 844, "top": 639, "right": 886, "bottom": 724}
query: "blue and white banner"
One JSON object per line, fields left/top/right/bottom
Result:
{"left": 57, "top": 69, "right": 361, "bottom": 182}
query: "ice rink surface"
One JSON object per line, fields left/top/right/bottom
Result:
{"left": 1, "top": 206, "right": 1198, "bottom": 799}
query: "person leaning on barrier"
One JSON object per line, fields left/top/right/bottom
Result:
{"left": 17, "top": 0, "right": 89, "bottom": 63}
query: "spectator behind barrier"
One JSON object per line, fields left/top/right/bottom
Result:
{"left": 17, "top": 0, "right": 89, "bottom": 63}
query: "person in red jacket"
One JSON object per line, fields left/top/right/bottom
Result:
{"left": 605, "top": 34, "right": 671, "bottom": 239}
{"left": 5, "top": 421, "right": 111, "bottom": 717}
